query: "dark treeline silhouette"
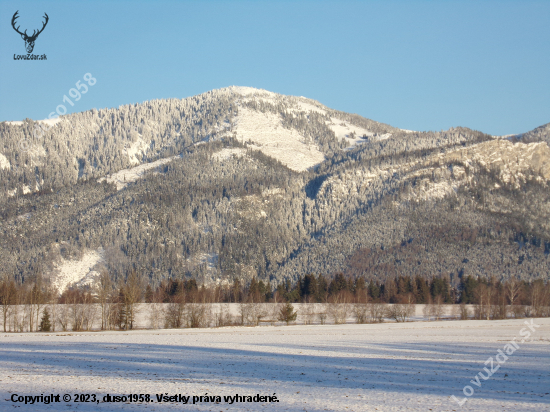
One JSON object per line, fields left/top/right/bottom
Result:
{"left": 2, "top": 272, "right": 548, "bottom": 311}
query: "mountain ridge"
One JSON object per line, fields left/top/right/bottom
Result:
{"left": 0, "top": 87, "right": 549, "bottom": 291}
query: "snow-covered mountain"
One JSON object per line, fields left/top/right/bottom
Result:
{"left": 0, "top": 86, "right": 400, "bottom": 197}
{"left": 1, "top": 87, "right": 549, "bottom": 291}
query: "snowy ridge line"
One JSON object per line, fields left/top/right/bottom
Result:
{"left": 2, "top": 118, "right": 63, "bottom": 127}
{"left": 229, "top": 86, "right": 398, "bottom": 158}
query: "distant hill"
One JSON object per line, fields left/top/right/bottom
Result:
{"left": 514, "top": 122, "right": 550, "bottom": 146}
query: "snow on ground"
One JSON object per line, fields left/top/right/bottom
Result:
{"left": 295, "top": 101, "right": 327, "bottom": 115}
{"left": 39, "top": 118, "right": 64, "bottom": 127}
{"left": 493, "top": 134, "right": 518, "bottom": 140}
{"left": 98, "top": 155, "right": 181, "bottom": 190}
{"left": 0, "top": 303, "right": 462, "bottom": 332}
{"left": 7, "top": 182, "right": 42, "bottom": 198}
{"left": 185, "top": 252, "right": 219, "bottom": 275}
{"left": 225, "top": 87, "right": 396, "bottom": 164}
{"left": 234, "top": 107, "right": 325, "bottom": 172}
{"left": 3, "top": 118, "right": 63, "bottom": 127}
{"left": 413, "top": 180, "right": 455, "bottom": 201}
{"left": 51, "top": 248, "right": 105, "bottom": 293}
{"left": 125, "top": 138, "right": 151, "bottom": 165}
{"left": 0, "top": 318, "right": 548, "bottom": 412}
{"left": 327, "top": 117, "right": 373, "bottom": 144}
{"left": 326, "top": 117, "right": 392, "bottom": 148}
{"left": 228, "top": 85, "right": 278, "bottom": 98}
{"left": 399, "top": 167, "right": 460, "bottom": 202}
{"left": 0, "top": 153, "right": 10, "bottom": 170}
{"left": 438, "top": 139, "right": 550, "bottom": 182}
{"left": 212, "top": 147, "right": 247, "bottom": 162}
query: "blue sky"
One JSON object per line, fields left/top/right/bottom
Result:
{"left": 0, "top": 0, "right": 548, "bottom": 135}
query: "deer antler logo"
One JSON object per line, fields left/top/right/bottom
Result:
{"left": 11, "top": 11, "right": 49, "bottom": 53}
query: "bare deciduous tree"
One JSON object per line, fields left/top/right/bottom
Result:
{"left": 56, "top": 304, "right": 70, "bottom": 331}
{"left": 386, "top": 304, "right": 414, "bottom": 322}
{"left": 353, "top": 303, "right": 368, "bottom": 324}
{"left": 506, "top": 277, "right": 521, "bottom": 307}
{"left": 185, "top": 303, "right": 209, "bottom": 328}
{"left": 96, "top": 269, "right": 114, "bottom": 330}
{"left": 148, "top": 303, "right": 164, "bottom": 329}
{"left": 530, "top": 279, "right": 549, "bottom": 317}
{"left": 238, "top": 302, "right": 254, "bottom": 326}
{"left": 327, "top": 292, "right": 352, "bottom": 324}
{"left": 214, "top": 303, "right": 233, "bottom": 327}
{"left": 164, "top": 300, "right": 186, "bottom": 328}
{"left": 473, "top": 284, "right": 493, "bottom": 320}
{"left": 0, "top": 278, "right": 16, "bottom": 332}
{"left": 118, "top": 270, "right": 143, "bottom": 330}
{"left": 301, "top": 302, "right": 317, "bottom": 325}
{"left": 368, "top": 303, "right": 385, "bottom": 323}
{"left": 424, "top": 295, "right": 445, "bottom": 321}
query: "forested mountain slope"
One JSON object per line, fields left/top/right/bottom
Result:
{"left": 0, "top": 87, "right": 549, "bottom": 291}
{"left": 515, "top": 122, "right": 550, "bottom": 146}
{"left": 0, "top": 86, "right": 395, "bottom": 196}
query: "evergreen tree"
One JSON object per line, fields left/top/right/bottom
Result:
{"left": 328, "top": 273, "right": 348, "bottom": 296}
{"left": 368, "top": 280, "right": 380, "bottom": 300}
{"left": 316, "top": 274, "right": 328, "bottom": 302}
{"left": 39, "top": 309, "right": 51, "bottom": 332}
{"left": 278, "top": 302, "right": 297, "bottom": 325}
{"left": 460, "top": 276, "right": 478, "bottom": 304}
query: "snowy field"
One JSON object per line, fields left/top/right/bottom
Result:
{"left": 1, "top": 318, "right": 548, "bottom": 411}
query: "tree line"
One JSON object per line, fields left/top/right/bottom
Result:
{"left": 1, "top": 272, "right": 548, "bottom": 332}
